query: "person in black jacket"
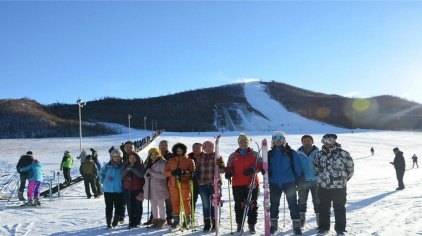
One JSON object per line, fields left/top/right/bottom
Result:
{"left": 16, "top": 151, "right": 34, "bottom": 201}
{"left": 390, "top": 147, "right": 406, "bottom": 190}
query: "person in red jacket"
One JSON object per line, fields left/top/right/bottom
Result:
{"left": 121, "top": 152, "right": 145, "bottom": 228}
{"left": 225, "top": 133, "right": 263, "bottom": 234}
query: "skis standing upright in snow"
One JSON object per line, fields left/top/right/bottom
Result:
{"left": 213, "top": 135, "right": 222, "bottom": 235}
{"left": 262, "top": 139, "right": 270, "bottom": 236}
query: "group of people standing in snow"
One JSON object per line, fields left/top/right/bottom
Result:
{"left": 90, "top": 131, "right": 354, "bottom": 236}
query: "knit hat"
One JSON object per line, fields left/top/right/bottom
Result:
{"left": 148, "top": 147, "right": 161, "bottom": 157}
{"left": 110, "top": 149, "right": 123, "bottom": 158}
{"left": 393, "top": 147, "right": 400, "bottom": 152}
{"left": 26, "top": 151, "right": 33, "bottom": 155}
{"left": 64, "top": 150, "right": 70, "bottom": 155}
{"left": 238, "top": 133, "right": 249, "bottom": 145}
{"left": 322, "top": 134, "right": 337, "bottom": 139}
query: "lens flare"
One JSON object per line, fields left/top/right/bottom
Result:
{"left": 352, "top": 99, "right": 371, "bottom": 112}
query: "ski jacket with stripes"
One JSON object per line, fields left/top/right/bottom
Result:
{"left": 297, "top": 145, "right": 319, "bottom": 182}
{"left": 314, "top": 143, "right": 354, "bottom": 189}
{"left": 226, "top": 148, "right": 262, "bottom": 187}
{"left": 268, "top": 145, "right": 303, "bottom": 188}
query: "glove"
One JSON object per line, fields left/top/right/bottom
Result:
{"left": 145, "top": 173, "right": 151, "bottom": 178}
{"left": 225, "top": 172, "right": 233, "bottom": 180}
{"left": 243, "top": 167, "right": 256, "bottom": 176}
{"left": 261, "top": 169, "right": 266, "bottom": 175}
{"left": 190, "top": 171, "right": 196, "bottom": 180}
{"left": 216, "top": 158, "right": 225, "bottom": 168}
{"left": 171, "top": 168, "right": 185, "bottom": 177}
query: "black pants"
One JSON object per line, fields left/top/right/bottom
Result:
{"left": 412, "top": 161, "right": 418, "bottom": 168}
{"left": 123, "top": 189, "right": 143, "bottom": 225}
{"left": 63, "top": 167, "right": 72, "bottom": 183}
{"left": 192, "top": 180, "right": 199, "bottom": 213}
{"left": 19, "top": 175, "right": 27, "bottom": 193}
{"left": 232, "top": 186, "right": 258, "bottom": 225}
{"left": 318, "top": 187, "right": 347, "bottom": 232}
{"left": 396, "top": 169, "right": 405, "bottom": 189}
{"left": 104, "top": 192, "right": 125, "bottom": 222}
{"left": 83, "top": 175, "right": 98, "bottom": 198}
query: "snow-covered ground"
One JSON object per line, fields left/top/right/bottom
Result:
{"left": 1, "top": 130, "right": 422, "bottom": 235}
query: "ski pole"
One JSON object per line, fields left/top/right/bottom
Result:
{"left": 147, "top": 177, "right": 151, "bottom": 229}
{"left": 228, "top": 179, "right": 233, "bottom": 234}
{"left": 283, "top": 193, "right": 286, "bottom": 227}
{"left": 177, "top": 178, "right": 187, "bottom": 230}
{"left": 190, "top": 179, "right": 195, "bottom": 231}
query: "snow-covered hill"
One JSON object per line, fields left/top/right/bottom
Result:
{"left": 1, "top": 130, "right": 421, "bottom": 235}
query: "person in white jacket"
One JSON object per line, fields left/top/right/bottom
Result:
{"left": 143, "top": 148, "right": 169, "bottom": 229}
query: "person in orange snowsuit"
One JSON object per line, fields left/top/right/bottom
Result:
{"left": 164, "top": 143, "right": 195, "bottom": 230}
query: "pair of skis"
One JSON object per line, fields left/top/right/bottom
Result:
{"left": 213, "top": 135, "right": 222, "bottom": 235}
{"left": 238, "top": 139, "right": 270, "bottom": 236}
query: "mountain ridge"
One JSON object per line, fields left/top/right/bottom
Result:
{"left": 1, "top": 81, "right": 421, "bottom": 138}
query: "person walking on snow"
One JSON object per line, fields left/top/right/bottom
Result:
{"left": 196, "top": 140, "right": 225, "bottom": 232}
{"left": 143, "top": 148, "right": 169, "bottom": 229}
{"left": 412, "top": 154, "right": 418, "bottom": 168}
{"left": 314, "top": 134, "right": 354, "bottom": 236}
{"left": 60, "top": 150, "right": 74, "bottom": 185}
{"left": 297, "top": 135, "right": 320, "bottom": 228}
{"left": 20, "top": 158, "right": 44, "bottom": 206}
{"left": 225, "top": 133, "right": 263, "bottom": 234}
{"left": 267, "top": 131, "right": 303, "bottom": 235}
{"left": 390, "top": 147, "right": 406, "bottom": 190}
{"left": 164, "top": 143, "right": 195, "bottom": 230}
{"left": 16, "top": 151, "right": 34, "bottom": 201}
{"left": 79, "top": 155, "right": 99, "bottom": 199}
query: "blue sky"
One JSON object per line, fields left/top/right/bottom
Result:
{"left": 1, "top": 1, "right": 422, "bottom": 104}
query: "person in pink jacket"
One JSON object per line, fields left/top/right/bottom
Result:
{"left": 144, "top": 148, "right": 169, "bottom": 229}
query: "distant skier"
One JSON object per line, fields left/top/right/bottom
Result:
{"left": 297, "top": 135, "right": 320, "bottom": 228}
{"left": 20, "top": 158, "right": 44, "bottom": 206}
{"left": 60, "top": 151, "right": 74, "bottom": 185}
{"left": 370, "top": 147, "right": 374, "bottom": 156}
{"left": 90, "top": 148, "right": 103, "bottom": 195}
{"left": 224, "top": 133, "right": 262, "bottom": 234}
{"left": 314, "top": 134, "right": 354, "bottom": 236}
{"left": 412, "top": 154, "right": 418, "bottom": 168}
{"left": 16, "top": 151, "right": 34, "bottom": 201}
{"left": 390, "top": 147, "right": 405, "bottom": 190}
{"left": 267, "top": 131, "right": 303, "bottom": 235}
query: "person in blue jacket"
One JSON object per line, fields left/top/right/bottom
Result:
{"left": 100, "top": 149, "right": 124, "bottom": 229}
{"left": 20, "top": 158, "right": 44, "bottom": 206}
{"left": 268, "top": 131, "right": 303, "bottom": 235}
{"left": 297, "top": 135, "right": 320, "bottom": 228}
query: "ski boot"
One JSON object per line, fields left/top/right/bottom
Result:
{"left": 18, "top": 191, "right": 26, "bottom": 201}
{"left": 300, "top": 212, "right": 306, "bottom": 228}
{"left": 203, "top": 218, "right": 211, "bottom": 232}
{"left": 270, "top": 218, "right": 278, "bottom": 234}
{"left": 293, "top": 219, "right": 303, "bottom": 235}
{"left": 248, "top": 224, "right": 256, "bottom": 234}
{"left": 169, "top": 216, "right": 180, "bottom": 231}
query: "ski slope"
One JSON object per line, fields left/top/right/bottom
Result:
{"left": 243, "top": 82, "right": 356, "bottom": 134}
{"left": 1, "top": 130, "right": 422, "bottom": 235}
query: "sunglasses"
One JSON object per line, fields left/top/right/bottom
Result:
{"left": 272, "top": 135, "right": 285, "bottom": 142}
{"left": 321, "top": 138, "right": 336, "bottom": 144}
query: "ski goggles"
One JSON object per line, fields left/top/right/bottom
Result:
{"left": 321, "top": 137, "right": 336, "bottom": 144}
{"left": 272, "top": 135, "right": 285, "bottom": 142}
